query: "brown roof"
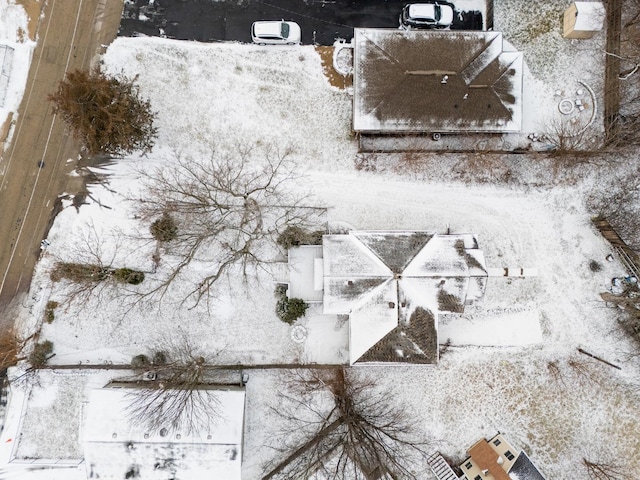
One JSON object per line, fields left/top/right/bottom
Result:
{"left": 353, "top": 29, "right": 523, "bottom": 133}
{"left": 468, "top": 440, "right": 511, "bottom": 480}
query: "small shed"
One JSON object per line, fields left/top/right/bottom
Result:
{"left": 562, "top": 2, "right": 605, "bottom": 39}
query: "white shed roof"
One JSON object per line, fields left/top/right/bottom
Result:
{"left": 83, "top": 387, "right": 244, "bottom": 479}
{"left": 574, "top": 2, "right": 605, "bottom": 31}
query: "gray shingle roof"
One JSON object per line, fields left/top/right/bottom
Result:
{"left": 321, "top": 231, "right": 488, "bottom": 364}
{"left": 353, "top": 29, "right": 523, "bottom": 133}
{"left": 509, "top": 451, "right": 547, "bottom": 480}
{"left": 359, "top": 306, "right": 437, "bottom": 364}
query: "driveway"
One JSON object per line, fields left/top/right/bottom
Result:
{"left": 119, "top": 0, "right": 485, "bottom": 45}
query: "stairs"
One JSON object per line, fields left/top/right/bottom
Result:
{"left": 270, "top": 262, "right": 290, "bottom": 284}
{"left": 427, "top": 451, "right": 460, "bottom": 480}
{"left": 613, "top": 245, "right": 640, "bottom": 279}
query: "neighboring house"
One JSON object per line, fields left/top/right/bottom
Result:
{"left": 459, "top": 433, "right": 547, "bottom": 480}
{"left": 288, "top": 231, "right": 488, "bottom": 365}
{"left": 83, "top": 385, "right": 245, "bottom": 479}
{"left": 352, "top": 28, "right": 523, "bottom": 134}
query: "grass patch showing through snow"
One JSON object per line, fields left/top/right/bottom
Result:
{"left": 315, "top": 45, "right": 352, "bottom": 90}
{"left": 16, "top": 0, "right": 41, "bottom": 41}
{"left": 494, "top": 0, "right": 574, "bottom": 79}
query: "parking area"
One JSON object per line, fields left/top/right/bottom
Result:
{"left": 119, "top": 0, "right": 486, "bottom": 45}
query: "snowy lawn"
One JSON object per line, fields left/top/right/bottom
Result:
{"left": 9, "top": 12, "right": 640, "bottom": 480}
{"left": 0, "top": 0, "right": 35, "bottom": 149}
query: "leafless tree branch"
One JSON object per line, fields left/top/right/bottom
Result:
{"left": 131, "top": 142, "right": 325, "bottom": 308}
{"left": 264, "top": 368, "right": 430, "bottom": 480}
{"left": 125, "top": 332, "right": 224, "bottom": 434}
{"left": 583, "top": 457, "right": 632, "bottom": 480}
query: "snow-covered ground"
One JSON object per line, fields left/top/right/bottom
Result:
{"left": 0, "top": 0, "right": 35, "bottom": 149}
{"left": 2, "top": 0, "right": 640, "bottom": 479}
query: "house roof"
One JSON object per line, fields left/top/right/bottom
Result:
{"left": 509, "top": 451, "right": 547, "bottom": 480}
{"left": 352, "top": 29, "right": 523, "bottom": 133}
{"left": 321, "top": 231, "right": 487, "bottom": 364}
{"left": 468, "top": 439, "right": 512, "bottom": 480}
{"left": 83, "top": 387, "right": 245, "bottom": 480}
{"left": 461, "top": 434, "right": 547, "bottom": 480}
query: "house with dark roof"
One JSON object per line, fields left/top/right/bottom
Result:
{"left": 287, "top": 231, "right": 488, "bottom": 365}
{"left": 352, "top": 29, "right": 523, "bottom": 134}
{"left": 459, "top": 433, "right": 547, "bottom": 480}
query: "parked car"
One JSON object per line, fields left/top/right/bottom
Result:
{"left": 399, "top": 3, "right": 454, "bottom": 29}
{"left": 251, "top": 21, "right": 301, "bottom": 45}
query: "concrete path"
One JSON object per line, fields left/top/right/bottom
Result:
{"left": 0, "top": 0, "right": 124, "bottom": 327}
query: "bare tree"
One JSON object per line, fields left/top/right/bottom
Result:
{"left": 264, "top": 368, "right": 430, "bottom": 480}
{"left": 0, "top": 328, "right": 27, "bottom": 370}
{"left": 605, "top": 0, "right": 640, "bottom": 147}
{"left": 48, "top": 221, "right": 147, "bottom": 309}
{"left": 125, "top": 332, "right": 223, "bottom": 434}
{"left": 583, "top": 457, "right": 632, "bottom": 480}
{"left": 541, "top": 114, "right": 593, "bottom": 153}
{"left": 586, "top": 167, "right": 640, "bottom": 252}
{"left": 135, "top": 142, "right": 324, "bottom": 306}
{"left": 600, "top": 289, "right": 640, "bottom": 354}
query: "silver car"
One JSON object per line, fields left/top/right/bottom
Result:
{"left": 251, "top": 21, "right": 301, "bottom": 45}
{"left": 400, "top": 3, "right": 454, "bottom": 29}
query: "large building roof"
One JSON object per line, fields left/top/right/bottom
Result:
{"left": 83, "top": 387, "right": 245, "bottom": 480}
{"left": 353, "top": 29, "right": 523, "bottom": 133}
{"left": 322, "top": 231, "right": 487, "bottom": 364}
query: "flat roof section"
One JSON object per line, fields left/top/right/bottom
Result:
{"left": 288, "top": 245, "right": 324, "bottom": 302}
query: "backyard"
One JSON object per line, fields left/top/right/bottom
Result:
{"left": 2, "top": 0, "right": 640, "bottom": 478}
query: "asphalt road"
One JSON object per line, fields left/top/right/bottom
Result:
{"left": 0, "top": 0, "right": 124, "bottom": 325}
{"left": 119, "top": 0, "right": 484, "bottom": 45}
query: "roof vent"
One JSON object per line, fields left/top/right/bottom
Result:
{"left": 432, "top": 132, "right": 441, "bottom": 141}
{"left": 159, "top": 428, "right": 168, "bottom": 437}
{"left": 388, "top": 302, "right": 396, "bottom": 309}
